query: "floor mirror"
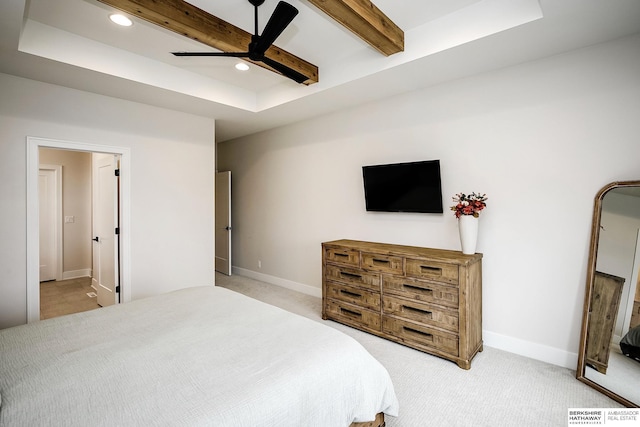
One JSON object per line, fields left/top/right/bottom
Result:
{"left": 576, "top": 180, "right": 640, "bottom": 407}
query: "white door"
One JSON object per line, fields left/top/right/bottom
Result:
{"left": 215, "top": 171, "right": 232, "bottom": 275}
{"left": 39, "top": 168, "right": 59, "bottom": 281}
{"left": 92, "top": 153, "right": 119, "bottom": 307}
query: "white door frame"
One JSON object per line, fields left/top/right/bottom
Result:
{"left": 39, "top": 164, "right": 63, "bottom": 281}
{"left": 26, "top": 136, "right": 131, "bottom": 323}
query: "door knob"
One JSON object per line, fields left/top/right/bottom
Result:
{"left": 92, "top": 237, "right": 99, "bottom": 242}
{"left": 225, "top": 226, "right": 232, "bottom": 231}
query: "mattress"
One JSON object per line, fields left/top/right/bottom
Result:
{"left": 0, "top": 285, "right": 398, "bottom": 426}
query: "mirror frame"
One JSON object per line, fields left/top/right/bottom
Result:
{"left": 576, "top": 180, "right": 640, "bottom": 407}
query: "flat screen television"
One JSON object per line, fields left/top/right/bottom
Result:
{"left": 362, "top": 160, "right": 443, "bottom": 213}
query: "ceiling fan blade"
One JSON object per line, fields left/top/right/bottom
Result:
{"left": 261, "top": 56, "right": 308, "bottom": 84}
{"left": 253, "top": 1, "right": 298, "bottom": 56}
{"left": 171, "top": 1, "right": 308, "bottom": 84}
{"left": 172, "top": 52, "right": 250, "bottom": 57}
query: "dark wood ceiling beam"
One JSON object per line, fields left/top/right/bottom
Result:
{"left": 97, "top": 0, "right": 319, "bottom": 84}
{"left": 307, "top": 0, "right": 404, "bottom": 56}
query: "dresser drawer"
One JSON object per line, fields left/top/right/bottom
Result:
{"left": 383, "top": 275, "right": 458, "bottom": 309}
{"left": 405, "top": 258, "right": 459, "bottom": 284}
{"left": 325, "top": 265, "right": 380, "bottom": 291}
{"left": 383, "top": 317, "right": 458, "bottom": 356}
{"left": 383, "top": 295, "right": 458, "bottom": 332}
{"left": 325, "top": 300, "right": 381, "bottom": 332}
{"left": 326, "top": 281, "right": 380, "bottom": 311}
{"left": 324, "top": 246, "right": 360, "bottom": 267}
{"left": 361, "top": 252, "right": 403, "bottom": 274}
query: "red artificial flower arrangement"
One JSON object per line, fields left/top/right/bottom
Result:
{"left": 451, "top": 192, "right": 488, "bottom": 218}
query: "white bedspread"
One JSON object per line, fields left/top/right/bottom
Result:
{"left": 0, "top": 286, "right": 398, "bottom": 426}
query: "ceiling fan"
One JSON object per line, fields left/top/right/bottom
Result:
{"left": 172, "top": 0, "right": 308, "bottom": 84}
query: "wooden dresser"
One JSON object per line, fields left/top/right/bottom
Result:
{"left": 586, "top": 271, "right": 625, "bottom": 374}
{"left": 631, "top": 279, "right": 640, "bottom": 329}
{"left": 631, "top": 301, "right": 640, "bottom": 330}
{"left": 322, "top": 239, "right": 483, "bottom": 369}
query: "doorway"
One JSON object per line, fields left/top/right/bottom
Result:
{"left": 38, "top": 149, "right": 120, "bottom": 318}
{"left": 26, "top": 137, "right": 131, "bottom": 323}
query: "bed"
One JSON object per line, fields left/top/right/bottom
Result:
{"left": 621, "top": 324, "right": 640, "bottom": 362}
{"left": 0, "top": 286, "right": 398, "bottom": 426}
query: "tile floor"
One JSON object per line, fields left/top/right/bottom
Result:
{"left": 40, "top": 277, "right": 101, "bottom": 320}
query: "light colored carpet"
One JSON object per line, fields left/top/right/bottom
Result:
{"left": 215, "top": 272, "right": 623, "bottom": 427}
{"left": 585, "top": 347, "right": 640, "bottom": 404}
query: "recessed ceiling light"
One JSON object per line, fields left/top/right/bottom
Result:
{"left": 235, "top": 63, "right": 250, "bottom": 71}
{"left": 109, "top": 14, "right": 133, "bottom": 27}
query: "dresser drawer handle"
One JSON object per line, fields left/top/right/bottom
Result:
{"left": 403, "top": 284, "right": 433, "bottom": 295}
{"left": 403, "top": 305, "right": 433, "bottom": 318}
{"left": 403, "top": 326, "right": 433, "bottom": 340}
{"left": 339, "top": 289, "right": 362, "bottom": 299}
{"left": 334, "top": 253, "right": 349, "bottom": 259}
{"left": 420, "top": 265, "right": 442, "bottom": 275}
{"left": 340, "top": 272, "right": 362, "bottom": 280}
{"left": 340, "top": 307, "right": 362, "bottom": 318}
{"left": 372, "top": 258, "right": 390, "bottom": 264}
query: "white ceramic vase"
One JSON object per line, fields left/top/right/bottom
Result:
{"left": 458, "top": 215, "right": 478, "bottom": 255}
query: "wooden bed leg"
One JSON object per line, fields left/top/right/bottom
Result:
{"left": 350, "top": 412, "right": 385, "bottom": 427}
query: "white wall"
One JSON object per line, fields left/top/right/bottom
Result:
{"left": 0, "top": 73, "right": 215, "bottom": 329}
{"left": 217, "top": 34, "right": 640, "bottom": 368}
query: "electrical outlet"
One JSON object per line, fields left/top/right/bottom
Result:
{"left": 258, "top": 260, "right": 262, "bottom": 268}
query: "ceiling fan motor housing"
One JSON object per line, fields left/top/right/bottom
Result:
{"left": 248, "top": 36, "right": 263, "bottom": 61}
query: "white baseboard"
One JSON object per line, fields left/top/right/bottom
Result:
{"left": 62, "top": 269, "right": 92, "bottom": 280}
{"left": 482, "top": 331, "right": 578, "bottom": 369}
{"left": 230, "top": 267, "right": 578, "bottom": 369}
{"left": 231, "top": 267, "right": 322, "bottom": 298}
